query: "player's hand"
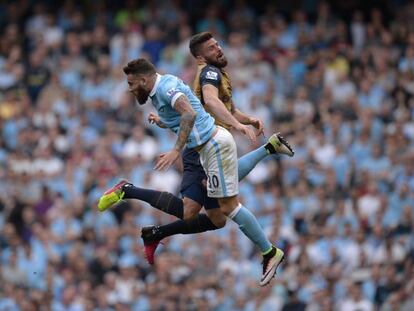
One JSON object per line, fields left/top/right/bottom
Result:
{"left": 154, "top": 149, "right": 180, "bottom": 171}
{"left": 148, "top": 113, "right": 166, "bottom": 128}
{"left": 250, "top": 117, "right": 264, "bottom": 136}
{"left": 235, "top": 123, "right": 256, "bottom": 143}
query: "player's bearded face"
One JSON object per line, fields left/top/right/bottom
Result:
{"left": 205, "top": 51, "right": 228, "bottom": 68}
{"left": 134, "top": 84, "right": 149, "bottom": 105}
{"left": 127, "top": 75, "right": 149, "bottom": 105}
{"left": 202, "top": 39, "right": 228, "bottom": 68}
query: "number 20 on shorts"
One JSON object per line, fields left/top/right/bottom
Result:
{"left": 208, "top": 174, "right": 219, "bottom": 189}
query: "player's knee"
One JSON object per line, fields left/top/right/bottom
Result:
{"left": 183, "top": 208, "right": 198, "bottom": 219}
{"left": 182, "top": 198, "right": 202, "bottom": 220}
{"left": 206, "top": 211, "right": 226, "bottom": 228}
{"left": 218, "top": 196, "right": 239, "bottom": 217}
{"left": 212, "top": 217, "right": 226, "bottom": 228}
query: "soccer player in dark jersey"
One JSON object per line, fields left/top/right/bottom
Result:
{"left": 98, "top": 33, "right": 293, "bottom": 285}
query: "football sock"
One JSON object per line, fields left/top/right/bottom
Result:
{"left": 262, "top": 246, "right": 275, "bottom": 257}
{"left": 151, "top": 214, "right": 218, "bottom": 240}
{"left": 264, "top": 141, "right": 276, "bottom": 154}
{"left": 123, "top": 184, "right": 184, "bottom": 219}
{"left": 238, "top": 146, "right": 268, "bottom": 181}
{"left": 228, "top": 203, "right": 272, "bottom": 253}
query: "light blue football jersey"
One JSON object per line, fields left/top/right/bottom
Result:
{"left": 148, "top": 74, "right": 216, "bottom": 149}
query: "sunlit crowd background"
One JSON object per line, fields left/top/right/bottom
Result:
{"left": 0, "top": 0, "right": 414, "bottom": 310}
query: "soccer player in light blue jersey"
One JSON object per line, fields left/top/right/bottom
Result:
{"left": 112, "top": 58, "right": 284, "bottom": 286}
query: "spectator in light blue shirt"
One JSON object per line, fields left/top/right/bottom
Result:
{"left": 383, "top": 183, "right": 413, "bottom": 228}
{"left": 350, "top": 131, "right": 372, "bottom": 167}
{"left": 52, "top": 286, "right": 84, "bottom": 311}
{"left": 360, "top": 144, "right": 391, "bottom": 180}
{"left": 398, "top": 47, "right": 414, "bottom": 72}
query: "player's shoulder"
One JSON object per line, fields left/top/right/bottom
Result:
{"left": 157, "top": 74, "right": 187, "bottom": 103}
{"left": 158, "top": 74, "right": 181, "bottom": 92}
{"left": 160, "top": 74, "right": 180, "bottom": 85}
{"left": 200, "top": 64, "right": 222, "bottom": 82}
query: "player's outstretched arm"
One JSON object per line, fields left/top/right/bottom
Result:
{"left": 202, "top": 84, "right": 256, "bottom": 143}
{"left": 154, "top": 95, "right": 196, "bottom": 170}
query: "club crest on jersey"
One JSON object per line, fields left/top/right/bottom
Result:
{"left": 206, "top": 71, "right": 218, "bottom": 80}
{"left": 166, "top": 88, "right": 179, "bottom": 97}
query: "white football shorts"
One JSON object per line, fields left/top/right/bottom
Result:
{"left": 198, "top": 126, "right": 238, "bottom": 198}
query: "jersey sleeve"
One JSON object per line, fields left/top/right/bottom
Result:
{"left": 200, "top": 65, "right": 222, "bottom": 89}
{"left": 159, "top": 77, "right": 185, "bottom": 108}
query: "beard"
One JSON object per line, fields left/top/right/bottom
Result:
{"left": 134, "top": 86, "right": 150, "bottom": 105}
{"left": 206, "top": 54, "right": 228, "bottom": 68}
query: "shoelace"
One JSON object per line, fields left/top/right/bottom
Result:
{"left": 262, "top": 257, "right": 270, "bottom": 274}
{"left": 278, "top": 134, "right": 294, "bottom": 152}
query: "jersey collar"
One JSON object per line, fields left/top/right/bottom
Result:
{"left": 149, "top": 73, "right": 162, "bottom": 97}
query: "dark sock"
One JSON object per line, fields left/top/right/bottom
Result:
{"left": 123, "top": 184, "right": 184, "bottom": 219}
{"left": 264, "top": 142, "right": 275, "bottom": 154}
{"left": 155, "top": 214, "right": 219, "bottom": 240}
{"left": 263, "top": 246, "right": 276, "bottom": 258}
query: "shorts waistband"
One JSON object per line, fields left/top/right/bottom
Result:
{"left": 193, "top": 127, "right": 219, "bottom": 152}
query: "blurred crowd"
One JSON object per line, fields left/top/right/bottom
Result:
{"left": 1, "top": 0, "right": 414, "bottom": 310}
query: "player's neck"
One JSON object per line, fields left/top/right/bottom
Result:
{"left": 197, "top": 59, "right": 207, "bottom": 66}
{"left": 147, "top": 73, "right": 158, "bottom": 93}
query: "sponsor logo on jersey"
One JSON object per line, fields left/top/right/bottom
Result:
{"left": 206, "top": 71, "right": 218, "bottom": 80}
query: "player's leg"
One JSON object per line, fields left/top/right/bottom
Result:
{"left": 199, "top": 127, "right": 284, "bottom": 286}
{"left": 204, "top": 196, "right": 226, "bottom": 228}
{"left": 140, "top": 184, "right": 223, "bottom": 265}
{"left": 97, "top": 160, "right": 206, "bottom": 218}
{"left": 141, "top": 213, "right": 220, "bottom": 265}
{"left": 238, "top": 133, "right": 294, "bottom": 181}
{"left": 97, "top": 180, "right": 185, "bottom": 218}
{"left": 141, "top": 186, "right": 221, "bottom": 242}
{"left": 99, "top": 168, "right": 224, "bottom": 266}
{"left": 218, "top": 195, "right": 284, "bottom": 286}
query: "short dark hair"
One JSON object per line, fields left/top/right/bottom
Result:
{"left": 189, "top": 32, "right": 213, "bottom": 57}
{"left": 123, "top": 58, "right": 156, "bottom": 76}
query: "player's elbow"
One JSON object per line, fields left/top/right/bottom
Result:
{"left": 182, "top": 111, "right": 196, "bottom": 123}
{"left": 203, "top": 95, "right": 217, "bottom": 108}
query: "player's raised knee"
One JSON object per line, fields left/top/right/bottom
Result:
{"left": 182, "top": 197, "right": 202, "bottom": 219}
{"left": 206, "top": 210, "right": 227, "bottom": 228}
{"left": 212, "top": 217, "right": 226, "bottom": 228}
{"left": 217, "top": 196, "right": 239, "bottom": 216}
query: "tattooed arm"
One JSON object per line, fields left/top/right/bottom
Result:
{"left": 154, "top": 95, "right": 196, "bottom": 170}
{"left": 173, "top": 95, "right": 196, "bottom": 151}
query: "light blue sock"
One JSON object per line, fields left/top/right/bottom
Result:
{"left": 228, "top": 204, "right": 273, "bottom": 254}
{"left": 237, "top": 146, "right": 268, "bottom": 181}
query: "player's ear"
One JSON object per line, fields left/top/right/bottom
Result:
{"left": 140, "top": 74, "right": 147, "bottom": 86}
{"left": 196, "top": 54, "right": 205, "bottom": 64}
